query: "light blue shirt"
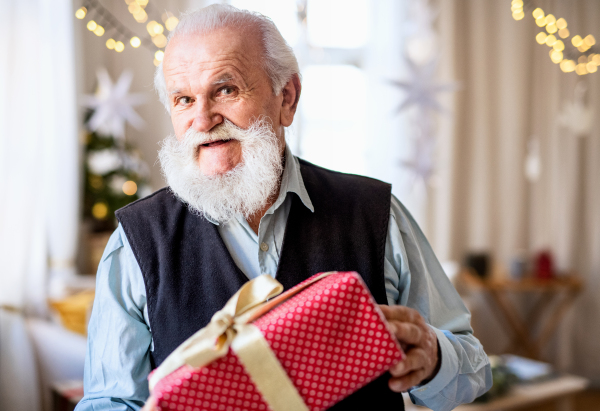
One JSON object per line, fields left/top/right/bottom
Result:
{"left": 76, "top": 146, "right": 491, "bottom": 411}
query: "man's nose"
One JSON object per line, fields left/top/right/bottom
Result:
{"left": 191, "top": 98, "right": 223, "bottom": 133}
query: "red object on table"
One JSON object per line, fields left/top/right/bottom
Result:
{"left": 535, "top": 251, "right": 554, "bottom": 279}
{"left": 152, "top": 272, "right": 403, "bottom": 411}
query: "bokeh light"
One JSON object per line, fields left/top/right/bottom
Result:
{"left": 558, "top": 28, "right": 570, "bottom": 39}
{"left": 75, "top": 7, "right": 87, "bottom": 19}
{"left": 536, "top": 32, "right": 547, "bottom": 44}
{"left": 122, "top": 181, "right": 138, "bottom": 196}
{"left": 92, "top": 202, "right": 108, "bottom": 219}
{"left": 532, "top": 8, "right": 544, "bottom": 19}
{"left": 130, "top": 36, "right": 141, "bottom": 48}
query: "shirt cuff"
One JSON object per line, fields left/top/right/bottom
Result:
{"left": 408, "top": 326, "right": 458, "bottom": 401}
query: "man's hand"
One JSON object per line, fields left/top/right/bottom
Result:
{"left": 379, "top": 305, "right": 440, "bottom": 392}
{"left": 141, "top": 396, "right": 159, "bottom": 411}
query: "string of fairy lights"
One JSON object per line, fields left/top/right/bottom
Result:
{"left": 511, "top": 0, "right": 599, "bottom": 75}
{"left": 75, "top": 0, "right": 179, "bottom": 66}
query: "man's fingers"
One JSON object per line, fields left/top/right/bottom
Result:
{"left": 379, "top": 305, "right": 424, "bottom": 325}
{"left": 389, "top": 347, "right": 428, "bottom": 377}
{"left": 388, "top": 320, "right": 422, "bottom": 346}
{"left": 388, "top": 368, "right": 429, "bottom": 392}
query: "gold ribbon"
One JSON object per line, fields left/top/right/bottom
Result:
{"left": 149, "top": 273, "right": 336, "bottom": 411}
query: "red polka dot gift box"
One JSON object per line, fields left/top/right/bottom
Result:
{"left": 149, "top": 272, "right": 404, "bottom": 411}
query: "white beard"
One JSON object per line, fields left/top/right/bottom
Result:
{"left": 158, "top": 118, "right": 284, "bottom": 223}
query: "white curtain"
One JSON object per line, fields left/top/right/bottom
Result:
{"left": 0, "top": 0, "right": 80, "bottom": 409}
{"left": 429, "top": 0, "right": 600, "bottom": 382}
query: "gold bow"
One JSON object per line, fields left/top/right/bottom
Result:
{"left": 148, "top": 274, "right": 335, "bottom": 411}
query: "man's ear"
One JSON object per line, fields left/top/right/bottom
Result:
{"left": 280, "top": 74, "right": 301, "bottom": 127}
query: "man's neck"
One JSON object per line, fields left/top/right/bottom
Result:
{"left": 246, "top": 200, "right": 274, "bottom": 235}
{"left": 246, "top": 147, "right": 287, "bottom": 234}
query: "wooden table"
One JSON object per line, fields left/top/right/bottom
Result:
{"left": 458, "top": 271, "right": 582, "bottom": 360}
{"left": 403, "top": 374, "right": 589, "bottom": 411}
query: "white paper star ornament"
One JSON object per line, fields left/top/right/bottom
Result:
{"left": 390, "top": 58, "right": 458, "bottom": 114}
{"left": 82, "top": 68, "right": 147, "bottom": 139}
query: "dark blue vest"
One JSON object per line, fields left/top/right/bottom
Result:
{"left": 116, "top": 159, "right": 404, "bottom": 410}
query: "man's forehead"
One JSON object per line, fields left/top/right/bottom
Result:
{"left": 163, "top": 26, "right": 264, "bottom": 83}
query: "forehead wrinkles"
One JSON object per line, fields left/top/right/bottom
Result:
{"left": 164, "top": 27, "right": 265, "bottom": 87}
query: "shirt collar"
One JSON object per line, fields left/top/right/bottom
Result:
{"left": 270, "top": 144, "right": 314, "bottom": 214}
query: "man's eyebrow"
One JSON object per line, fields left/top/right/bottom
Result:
{"left": 211, "top": 75, "right": 235, "bottom": 85}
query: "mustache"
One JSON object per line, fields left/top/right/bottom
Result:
{"left": 180, "top": 118, "right": 272, "bottom": 148}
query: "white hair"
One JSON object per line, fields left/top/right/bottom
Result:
{"left": 154, "top": 4, "right": 300, "bottom": 112}
{"left": 158, "top": 117, "right": 283, "bottom": 223}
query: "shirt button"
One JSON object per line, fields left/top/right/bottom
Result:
{"left": 260, "top": 242, "right": 269, "bottom": 252}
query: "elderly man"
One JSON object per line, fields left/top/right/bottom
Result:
{"left": 76, "top": 5, "right": 491, "bottom": 411}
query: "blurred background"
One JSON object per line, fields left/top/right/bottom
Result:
{"left": 1, "top": 0, "right": 599, "bottom": 410}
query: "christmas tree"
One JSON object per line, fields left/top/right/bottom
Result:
{"left": 82, "top": 68, "right": 151, "bottom": 232}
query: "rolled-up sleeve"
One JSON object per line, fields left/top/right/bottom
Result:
{"left": 384, "top": 195, "right": 492, "bottom": 410}
{"left": 75, "top": 225, "right": 152, "bottom": 411}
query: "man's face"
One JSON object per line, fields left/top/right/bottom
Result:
{"left": 162, "top": 26, "right": 285, "bottom": 176}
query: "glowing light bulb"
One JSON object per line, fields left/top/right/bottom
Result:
{"left": 106, "top": 38, "right": 116, "bottom": 49}
{"left": 593, "top": 55, "right": 600, "bottom": 65}
{"left": 536, "top": 32, "right": 547, "bottom": 44}
{"left": 92, "top": 202, "right": 108, "bottom": 219}
{"left": 87, "top": 20, "right": 97, "bottom": 31}
{"left": 553, "top": 40, "right": 564, "bottom": 51}
{"left": 115, "top": 41, "right": 125, "bottom": 52}
{"left": 122, "top": 181, "right": 138, "bottom": 196}
{"left": 560, "top": 60, "right": 576, "bottom": 73}
{"left": 152, "top": 34, "right": 167, "bottom": 48}
{"left": 545, "top": 35, "right": 557, "bottom": 46}
{"left": 532, "top": 8, "right": 544, "bottom": 19}
{"left": 586, "top": 62, "right": 597, "bottom": 73}
{"left": 128, "top": 3, "right": 141, "bottom": 14}
{"left": 130, "top": 36, "right": 141, "bottom": 48}
{"left": 576, "top": 63, "right": 587, "bottom": 75}
{"left": 556, "top": 18, "right": 567, "bottom": 30}
{"left": 134, "top": 10, "right": 148, "bottom": 23}
{"left": 584, "top": 35, "right": 596, "bottom": 46}
{"left": 153, "top": 23, "right": 164, "bottom": 35}
{"left": 512, "top": 11, "right": 525, "bottom": 21}
{"left": 578, "top": 56, "right": 588, "bottom": 64}
{"left": 546, "top": 23, "right": 557, "bottom": 34}
{"left": 147, "top": 21, "right": 158, "bottom": 36}
{"left": 545, "top": 14, "right": 556, "bottom": 25}
{"left": 558, "top": 28, "right": 570, "bottom": 39}
{"left": 165, "top": 16, "right": 179, "bottom": 31}
{"left": 94, "top": 25, "right": 105, "bottom": 36}
{"left": 155, "top": 50, "right": 165, "bottom": 61}
{"left": 535, "top": 17, "right": 546, "bottom": 27}
{"left": 75, "top": 7, "right": 87, "bottom": 19}
{"left": 550, "top": 50, "right": 563, "bottom": 64}
{"left": 572, "top": 35, "right": 583, "bottom": 47}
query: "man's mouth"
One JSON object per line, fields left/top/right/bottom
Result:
{"left": 201, "top": 139, "right": 232, "bottom": 148}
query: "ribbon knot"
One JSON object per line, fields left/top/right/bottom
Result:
{"left": 212, "top": 311, "right": 234, "bottom": 329}
{"left": 149, "top": 274, "right": 284, "bottom": 391}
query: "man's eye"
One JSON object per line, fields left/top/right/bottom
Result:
{"left": 221, "top": 87, "right": 235, "bottom": 96}
{"left": 177, "top": 97, "right": 192, "bottom": 105}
